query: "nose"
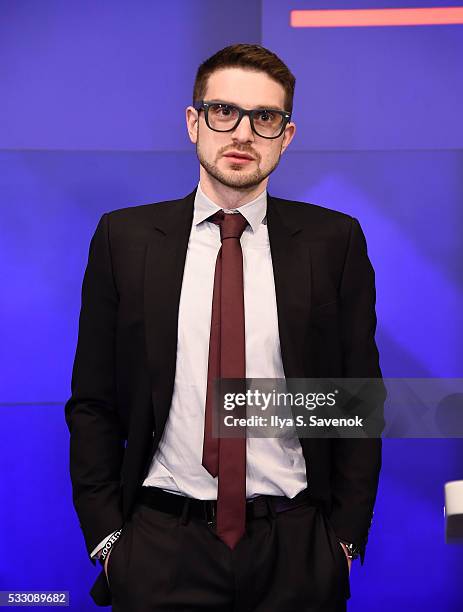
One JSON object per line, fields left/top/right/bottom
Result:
{"left": 232, "top": 113, "right": 255, "bottom": 143}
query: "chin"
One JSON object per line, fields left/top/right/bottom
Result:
{"left": 220, "top": 174, "right": 264, "bottom": 190}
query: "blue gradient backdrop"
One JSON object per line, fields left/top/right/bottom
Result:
{"left": 1, "top": 1, "right": 462, "bottom": 609}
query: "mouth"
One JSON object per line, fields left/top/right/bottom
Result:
{"left": 223, "top": 153, "right": 255, "bottom": 164}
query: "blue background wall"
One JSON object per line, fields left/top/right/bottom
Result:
{"left": 1, "top": 0, "right": 462, "bottom": 609}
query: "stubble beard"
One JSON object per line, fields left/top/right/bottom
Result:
{"left": 196, "top": 140, "right": 282, "bottom": 191}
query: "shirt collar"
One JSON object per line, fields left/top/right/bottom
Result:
{"left": 193, "top": 181, "right": 267, "bottom": 233}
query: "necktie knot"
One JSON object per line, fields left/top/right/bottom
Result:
{"left": 208, "top": 210, "right": 248, "bottom": 242}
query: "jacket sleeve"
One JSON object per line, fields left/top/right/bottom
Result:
{"left": 64, "top": 212, "right": 125, "bottom": 565}
{"left": 328, "top": 216, "right": 387, "bottom": 565}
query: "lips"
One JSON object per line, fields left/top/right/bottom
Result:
{"left": 223, "top": 152, "right": 254, "bottom": 160}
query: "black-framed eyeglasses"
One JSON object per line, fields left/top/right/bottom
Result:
{"left": 194, "top": 100, "right": 292, "bottom": 139}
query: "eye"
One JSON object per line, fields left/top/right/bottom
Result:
{"left": 210, "top": 104, "right": 235, "bottom": 117}
{"left": 257, "top": 110, "right": 276, "bottom": 122}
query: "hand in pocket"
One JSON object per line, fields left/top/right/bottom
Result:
{"left": 339, "top": 542, "right": 352, "bottom": 575}
{"left": 103, "top": 547, "right": 114, "bottom": 585}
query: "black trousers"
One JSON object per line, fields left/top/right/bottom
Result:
{"left": 106, "top": 499, "right": 350, "bottom": 611}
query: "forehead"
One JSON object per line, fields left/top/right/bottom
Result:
{"left": 204, "top": 67, "right": 286, "bottom": 109}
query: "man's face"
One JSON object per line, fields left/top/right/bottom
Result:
{"left": 186, "top": 67, "right": 296, "bottom": 191}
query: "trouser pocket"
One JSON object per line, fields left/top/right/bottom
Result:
{"left": 322, "top": 513, "right": 351, "bottom": 600}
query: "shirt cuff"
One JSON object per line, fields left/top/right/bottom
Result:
{"left": 89, "top": 531, "right": 119, "bottom": 559}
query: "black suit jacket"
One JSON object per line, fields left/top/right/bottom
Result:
{"left": 65, "top": 186, "right": 386, "bottom": 606}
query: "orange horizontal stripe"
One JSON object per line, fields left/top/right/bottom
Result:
{"left": 290, "top": 7, "right": 463, "bottom": 27}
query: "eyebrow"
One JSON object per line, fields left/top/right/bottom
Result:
{"left": 207, "top": 99, "right": 285, "bottom": 112}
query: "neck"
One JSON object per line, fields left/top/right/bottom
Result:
{"left": 199, "top": 169, "right": 267, "bottom": 210}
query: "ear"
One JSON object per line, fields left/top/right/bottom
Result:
{"left": 186, "top": 106, "right": 199, "bottom": 144}
{"left": 280, "top": 121, "right": 296, "bottom": 155}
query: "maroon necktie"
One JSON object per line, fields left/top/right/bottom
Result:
{"left": 202, "top": 209, "right": 248, "bottom": 550}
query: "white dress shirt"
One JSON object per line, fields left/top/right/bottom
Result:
{"left": 91, "top": 181, "right": 308, "bottom": 558}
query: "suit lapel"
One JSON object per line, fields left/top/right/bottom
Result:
{"left": 267, "top": 193, "right": 312, "bottom": 378}
{"left": 144, "top": 187, "right": 196, "bottom": 435}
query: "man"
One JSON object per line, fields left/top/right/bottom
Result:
{"left": 65, "top": 43, "right": 385, "bottom": 611}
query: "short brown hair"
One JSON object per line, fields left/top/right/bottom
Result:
{"left": 193, "top": 43, "right": 296, "bottom": 114}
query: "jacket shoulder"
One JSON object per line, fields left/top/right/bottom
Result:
{"left": 271, "top": 194, "right": 352, "bottom": 220}
{"left": 269, "top": 194, "right": 355, "bottom": 237}
{"left": 104, "top": 196, "right": 184, "bottom": 222}
{"left": 97, "top": 196, "right": 188, "bottom": 243}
